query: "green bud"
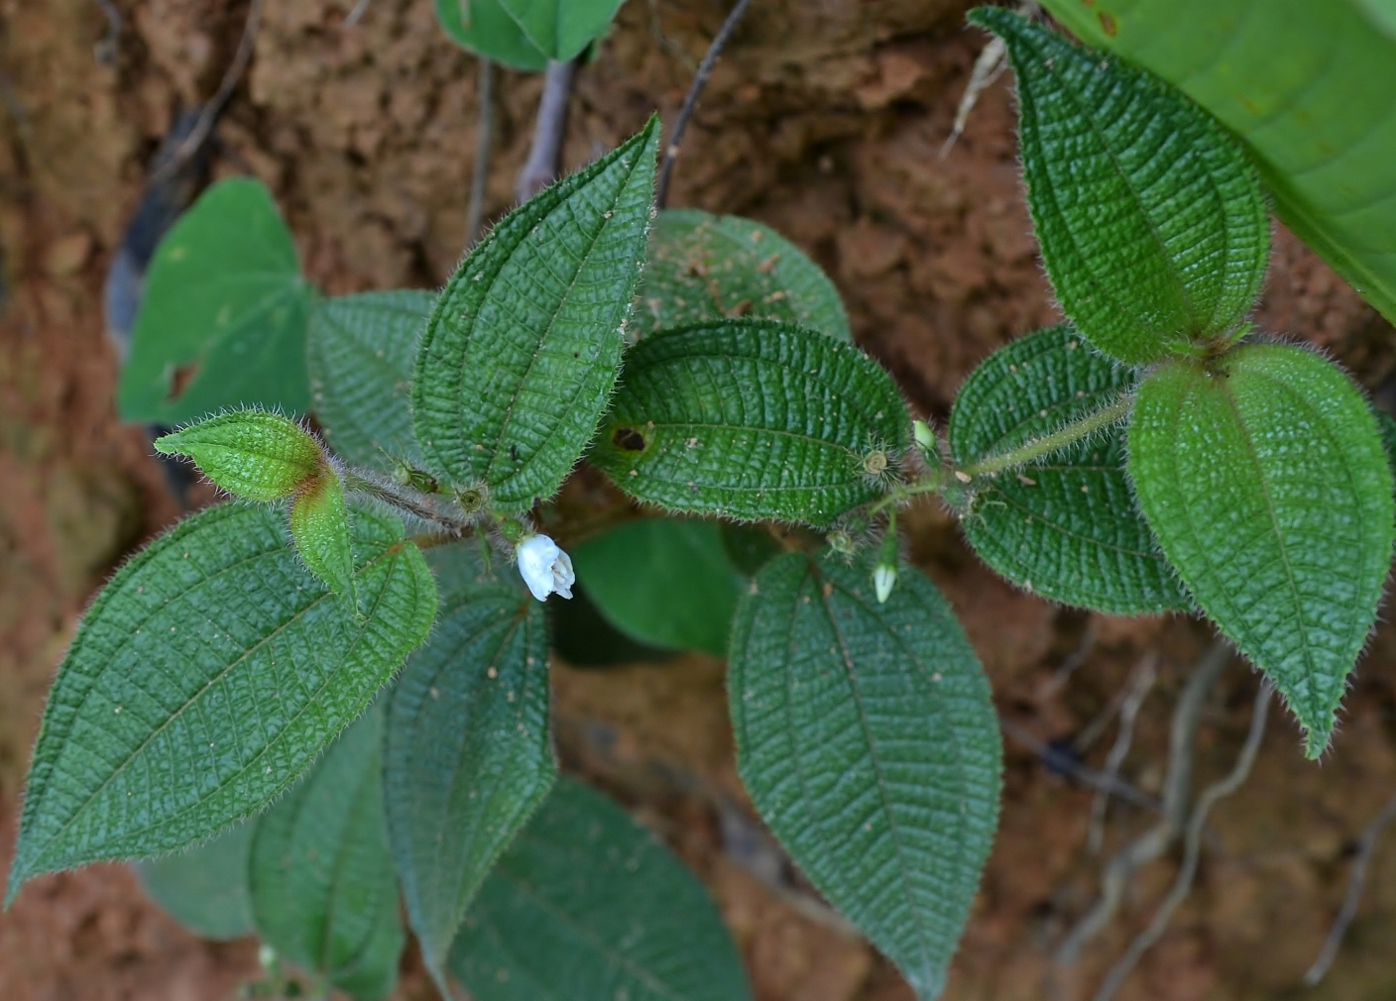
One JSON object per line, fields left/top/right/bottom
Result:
{"left": 290, "top": 470, "right": 356, "bottom": 603}
{"left": 155, "top": 410, "right": 325, "bottom": 501}
{"left": 913, "top": 419, "right": 936, "bottom": 454}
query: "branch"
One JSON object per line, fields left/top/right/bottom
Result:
{"left": 516, "top": 58, "right": 577, "bottom": 203}
{"left": 1089, "top": 654, "right": 1159, "bottom": 854}
{"left": 466, "top": 57, "right": 495, "bottom": 247}
{"left": 655, "top": 0, "right": 756, "bottom": 208}
{"left": 1054, "top": 640, "right": 1232, "bottom": 969}
{"left": 1304, "top": 789, "right": 1396, "bottom": 985}
{"left": 1092, "top": 681, "right": 1272, "bottom": 1001}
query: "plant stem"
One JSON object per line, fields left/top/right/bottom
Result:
{"left": 516, "top": 57, "right": 577, "bottom": 202}
{"left": 466, "top": 56, "right": 494, "bottom": 247}
{"left": 960, "top": 395, "right": 1131, "bottom": 478}
{"left": 655, "top": 0, "right": 757, "bottom": 208}
{"left": 340, "top": 469, "right": 474, "bottom": 536}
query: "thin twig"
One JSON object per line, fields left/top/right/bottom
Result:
{"left": 942, "top": 0, "right": 1037, "bottom": 157}
{"left": 1000, "top": 719, "right": 1161, "bottom": 814}
{"left": 1055, "top": 640, "right": 1232, "bottom": 969}
{"left": 466, "top": 57, "right": 495, "bottom": 247}
{"left": 1092, "top": 682, "right": 1272, "bottom": 1001}
{"left": 151, "top": 0, "right": 262, "bottom": 186}
{"left": 1304, "top": 789, "right": 1396, "bottom": 985}
{"left": 93, "top": 0, "right": 123, "bottom": 65}
{"left": 342, "top": 0, "right": 372, "bottom": 28}
{"left": 655, "top": 0, "right": 756, "bottom": 209}
{"left": 515, "top": 58, "right": 577, "bottom": 202}
{"left": 1089, "top": 654, "right": 1159, "bottom": 854}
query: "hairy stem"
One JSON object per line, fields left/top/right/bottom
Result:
{"left": 961, "top": 395, "right": 1132, "bottom": 479}
{"left": 340, "top": 468, "right": 473, "bottom": 536}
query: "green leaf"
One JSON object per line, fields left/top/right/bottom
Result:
{"left": 968, "top": 8, "right": 1269, "bottom": 365}
{"left": 633, "top": 209, "right": 852, "bottom": 342}
{"left": 571, "top": 519, "right": 742, "bottom": 656}
{"left": 449, "top": 778, "right": 753, "bottom": 1001}
{"left": 434, "top": 0, "right": 548, "bottom": 71}
{"left": 136, "top": 820, "right": 255, "bottom": 940}
{"left": 498, "top": 0, "right": 624, "bottom": 61}
{"left": 591, "top": 319, "right": 910, "bottom": 527}
{"left": 290, "top": 472, "right": 356, "bottom": 601}
{"left": 6, "top": 503, "right": 438, "bottom": 900}
{"left": 118, "top": 178, "right": 314, "bottom": 423}
{"left": 384, "top": 542, "right": 554, "bottom": 993}
{"left": 729, "top": 550, "right": 1001, "bottom": 1000}
{"left": 1038, "top": 0, "right": 1396, "bottom": 330}
{"left": 250, "top": 711, "right": 403, "bottom": 1001}
{"left": 307, "top": 291, "right": 434, "bottom": 473}
{"left": 1128, "top": 345, "right": 1394, "bottom": 756}
{"left": 413, "top": 119, "right": 660, "bottom": 512}
{"left": 154, "top": 409, "right": 325, "bottom": 501}
{"left": 949, "top": 326, "right": 1191, "bottom": 614}
{"left": 720, "top": 522, "right": 784, "bottom": 578}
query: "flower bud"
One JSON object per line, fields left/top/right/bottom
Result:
{"left": 516, "top": 533, "right": 575, "bottom": 601}
{"left": 873, "top": 563, "right": 898, "bottom": 604}
{"left": 913, "top": 419, "right": 936, "bottom": 454}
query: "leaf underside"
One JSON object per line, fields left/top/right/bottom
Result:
{"left": 250, "top": 711, "right": 404, "bottom": 1001}
{"left": 7, "top": 503, "right": 437, "bottom": 900}
{"left": 1039, "top": 0, "right": 1396, "bottom": 330}
{"left": 633, "top": 208, "right": 852, "bottom": 342}
{"left": 412, "top": 119, "right": 660, "bottom": 512}
{"left": 1128, "top": 345, "right": 1394, "bottom": 755}
{"left": 449, "top": 778, "right": 753, "bottom": 1001}
{"left": 591, "top": 318, "right": 910, "bottom": 527}
{"left": 729, "top": 551, "right": 1002, "bottom": 1000}
{"left": 434, "top": 0, "right": 548, "bottom": 71}
{"left": 118, "top": 178, "right": 313, "bottom": 423}
{"left": 384, "top": 542, "right": 554, "bottom": 993}
{"left": 498, "top": 0, "right": 625, "bottom": 61}
{"left": 136, "top": 819, "right": 256, "bottom": 940}
{"left": 970, "top": 8, "right": 1269, "bottom": 364}
{"left": 308, "top": 290, "right": 434, "bottom": 472}
{"left": 949, "top": 325, "right": 1191, "bottom": 614}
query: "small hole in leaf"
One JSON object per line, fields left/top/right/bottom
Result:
{"left": 166, "top": 362, "right": 199, "bottom": 401}
{"left": 612, "top": 427, "right": 647, "bottom": 452}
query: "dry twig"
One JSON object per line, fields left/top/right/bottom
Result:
{"left": 1088, "top": 654, "right": 1159, "bottom": 854}
{"left": 515, "top": 58, "right": 577, "bottom": 202}
{"left": 466, "top": 57, "right": 495, "bottom": 247}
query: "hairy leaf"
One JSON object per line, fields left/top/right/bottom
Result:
{"left": 571, "top": 518, "right": 742, "bottom": 655}
{"left": 730, "top": 551, "right": 1001, "bottom": 1000}
{"left": 250, "top": 711, "right": 403, "bottom": 1001}
{"left": 308, "top": 291, "right": 433, "bottom": 472}
{"left": 289, "top": 472, "right": 356, "bottom": 601}
{"left": 136, "top": 820, "right": 255, "bottom": 940}
{"left": 413, "top": 119, "right": 660, "bottom": 511}
{"left": 633, "top": 209, "right": 851, "bottom": 341}
{"left": 1129, "top": 345, "right": 1394, "bottom": 755}
{"left": 449, "top": 778, "right": 752, "bottom": 1001}
{"left": 969, "top": 8, "right": 1269, "bottom": 364}
{"left": 385, "top": 542, "right": 554, "bottom": 994}
{"left": 592, "top": 319, "right": 909, "bottom": 527}
{"left": 1040, "top": 0, "right": 1396, "bottom": 330}
{"left": 118, "top": 178, "right": 314, "bottom": 423}
{"left": 7, "top": 504, "right": 437, "bottom": 900}
{"left": 434, "top": 0, "right": 547, "bottom": 71}
{"left": 498, "top": 0, "right": 625, "bottom": 61}
{"left": 949, "top": 326, "right": 1190, "bottom": 613}
{"left": 154, "top": 410, "right": 324, "bottom": 501}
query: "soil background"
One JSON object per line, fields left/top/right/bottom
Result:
{"left": 3, "top": 1, "right": 1396, "bottom": 1000}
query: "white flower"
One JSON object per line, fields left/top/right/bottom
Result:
{"left": 516, "top": 533, "right": 575, "bottom": 601}
{"left": 873, "top": 563, "right": 898, "bottom": 604}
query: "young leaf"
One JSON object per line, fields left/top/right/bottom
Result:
{"left": 136, "top": 820, "right": 256, "bottom": 940}
{"left": 729, "top": 550, "right": 1001, "bottom": 1000}
{"left": 154, "top": 410, "right": 325, "bottom": 501}
{"left": 413, "top": 119, "right": 660, "bottom": 512}
{"left": 290, "top": 472, "right": 356, "bottom": 601}
{"left": 633, "top": 209, "right": 852, "bottom": 342}
{"left": 591, "top": 319, "right": 910, "bottom": 527}
{"left": 249, "top": 711, "right": 403, "bottom": 1001}
{"left": 571, "top": 518, "right": 743, "bottom": 656}
{"left": 968, "top": 8, "right": 1269, "bottom": 365}
{"left": 449, "top": 778, "right": 753, "bottom": 1001}
{"left": 118, "top": 178, "right": 314, "bottom": 423}
{"left": 949, "top": 326, "right": 1191, "bottom": 614}
{"left": 6, "top": 503, "right": 438, "bottom": 900}
{"left": 307, "top": 290, "right": 433, "bottom": 472}
{"left": 1038, "top": 0, "right": 1396, "bottom": 332}
{"left": 384, "top": 542, "right": 554, "bottom": 994}
{"left": 434, "top": 0, "right": 548, "bottom": 71}
{"left": 1128, "top": 345, "right": 1394, "bottom": 756}
{"left": 498, "top": 0, "right": 625, "bottom": 61}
